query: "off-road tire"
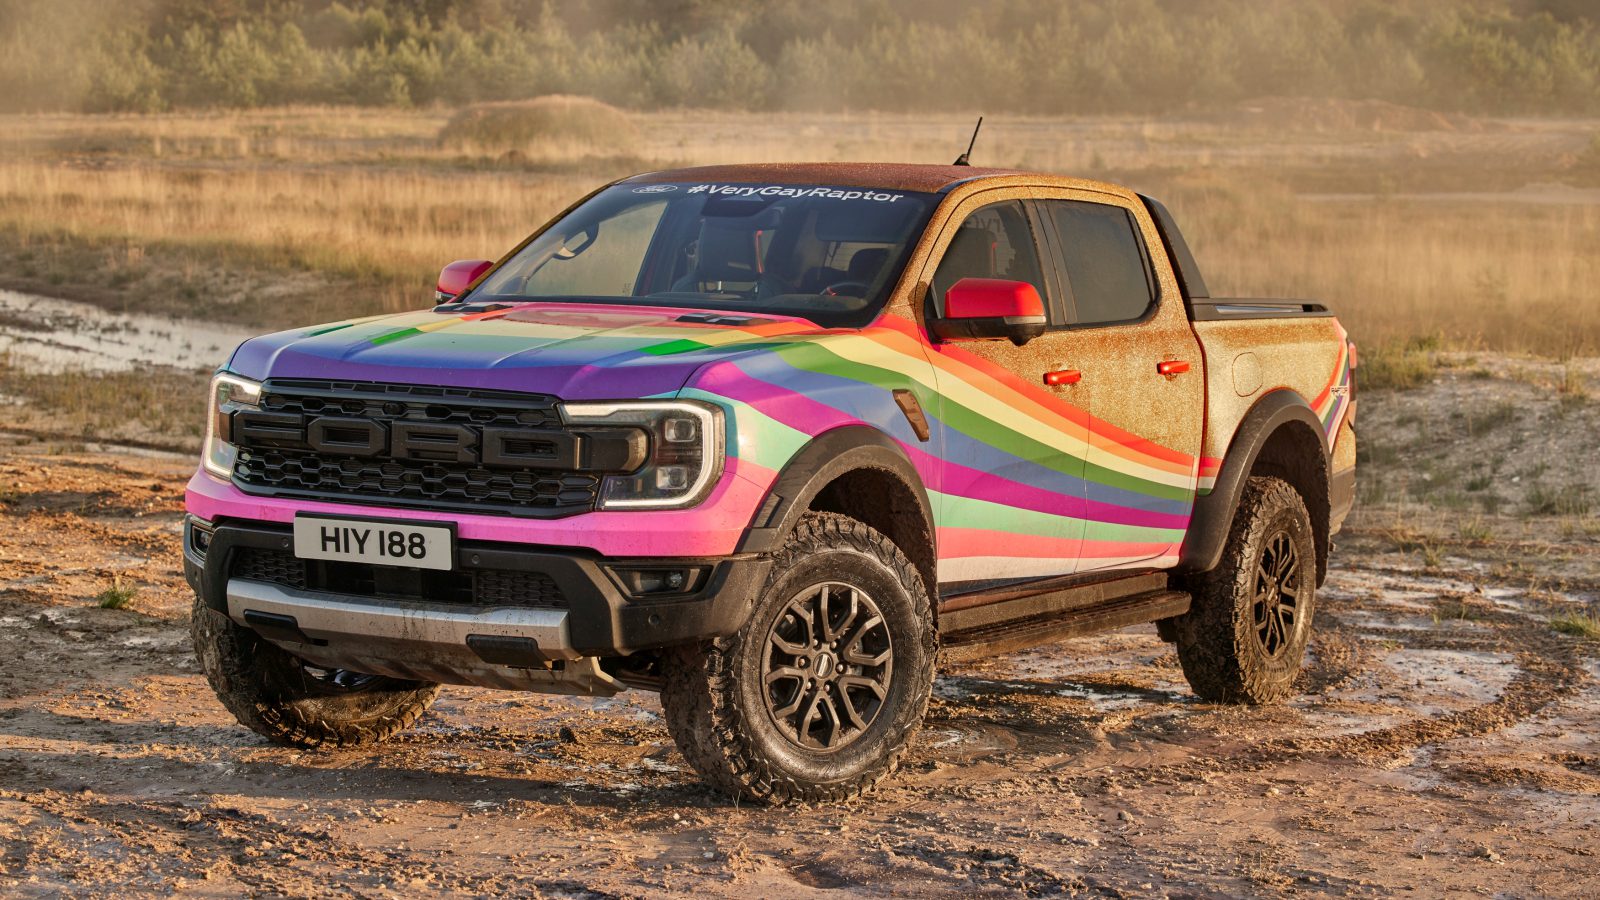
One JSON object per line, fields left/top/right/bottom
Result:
{"left": 1174, "top": 476, "right": 1317, "bottom": 704}
{"left": 661, "top": 512, "right": 937, "bottom": 804}
{"left": 191, "top": 594, "right": 440, "bottom": 748}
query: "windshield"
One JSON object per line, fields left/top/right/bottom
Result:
{"left": 468, "top": 182, "right": 938, "bottom": 327}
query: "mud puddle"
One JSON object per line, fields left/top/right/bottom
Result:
{"left": 0, "top": 288, "right": 254, "bottom": 372}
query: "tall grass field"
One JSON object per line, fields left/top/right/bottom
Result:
{"left": 0, "top": 103, "right": 1594, "bottom": 368}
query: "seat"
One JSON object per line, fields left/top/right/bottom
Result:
{"left": 846, "top": 247, "right": 890, "bottom": 285}
{"left": 672, "top": 220, "right": 782, "bottom": 298}
{"left": 798, "top": 247, "right": 891, "bottom": 294}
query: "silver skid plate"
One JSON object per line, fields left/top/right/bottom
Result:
{"left": 225, "top": 579, "right": 625, "bottom": 695}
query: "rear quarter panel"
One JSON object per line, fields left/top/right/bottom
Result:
{"left": 1192, "top": 315, "right": 1355, "bottom": 494}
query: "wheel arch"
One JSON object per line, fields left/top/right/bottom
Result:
{"left": 737, "top": 426, "right": 937, "bottom": 610}
{"left": 1179, "top": 390, "right": 1332, "bottom": 584}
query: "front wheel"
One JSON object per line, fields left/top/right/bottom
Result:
{"left": 1174, "top": 476, "right": 1318, "bottom": 704}
{"left": 661, "top": 512, "right": 936, "bottom": 804}
{"left": 191, "top": 594, "right": 440, "bottom": 748}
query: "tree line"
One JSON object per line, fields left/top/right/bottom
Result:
{"left": 2, "top": 0, "right": 1597, "bottom": 116}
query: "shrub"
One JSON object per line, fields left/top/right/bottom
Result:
{"left": 95, "top": 575, "right": 137, "bottom": 610}
{"left": 1359, "top": 337, "right": 1438, "bottom": 391}
{"left": 1526, "top": 482, "right": 1593, "bottom": 517}
{"left": 440, "top": 96, "right": 639, "bottom": 159}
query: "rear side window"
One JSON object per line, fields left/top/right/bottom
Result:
{"left": 1044, "top": 200, "right": 1155, "bottom": 326}
{"left": 930, "top": 200, "right": 1047, "bottom": 316}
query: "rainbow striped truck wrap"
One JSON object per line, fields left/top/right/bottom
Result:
{"left": 185, "top": 163, "right": 1356, "bottom": 803}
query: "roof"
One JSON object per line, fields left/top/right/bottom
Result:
{"left": 623, "top": 162, "right": 1032, "bottom": 194}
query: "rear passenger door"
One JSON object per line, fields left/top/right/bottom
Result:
{"left": 1035, "top": 196, "right": 1204, "bottom": 571}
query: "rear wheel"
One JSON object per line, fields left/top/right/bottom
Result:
{"left": 661, "top": 512, "right": 936, "bottom": 803}
{"left": 1174, "top": 476, "right": 1317, "bottom": 704}
{"left": 191, "top": 594, "right": 440, "bottom": 748}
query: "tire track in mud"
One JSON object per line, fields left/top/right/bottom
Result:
{"left": 0, "top": 787, "right": 640, "bottom": 897}
{"left": 905, "top": 558, "right": 1596, "bottom": 804}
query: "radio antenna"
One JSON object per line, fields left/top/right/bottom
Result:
{"left": 953, "top": 116, "right": 983, "bottom": 166}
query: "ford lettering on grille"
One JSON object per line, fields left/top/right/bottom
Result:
{"left": 228, "top": 380, "right": 645, "bottom": 517}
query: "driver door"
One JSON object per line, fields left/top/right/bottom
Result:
{"left": 922, "top": 196, "right": 1091, "bottom": 593}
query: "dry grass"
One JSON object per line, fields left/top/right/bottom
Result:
{"left": 0, "top": 108, "right": 1596, "bottom": 352}
{"left": 1551, "top": 611, "right": 1600, "bottom": 641}
{"left": 0, "top": 353, "right": 207, "bottom": 448}
{"left": 0, "top": 160, "right": 591, "bottom": 321}
{"left": 1147, "top": 174, "right": 1600, "bottom": 358}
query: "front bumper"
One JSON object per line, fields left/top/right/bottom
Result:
{"left": 184, "top": 516, "right": 770, "bottom": 694}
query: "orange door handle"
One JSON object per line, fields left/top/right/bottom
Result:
{"left": 1157, "top": 359, "right": 1191, "bottom": 376}
{"left": 1044, "top": 369, "right": 1082, "bottom": 386}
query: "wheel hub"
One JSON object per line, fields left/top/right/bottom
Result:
{"left": 761, "top": 582, "right": 893, "bottom": 751}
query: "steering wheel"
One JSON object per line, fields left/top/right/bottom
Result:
{"left": 821, "top": 280, "right": 871, "bottom": 298}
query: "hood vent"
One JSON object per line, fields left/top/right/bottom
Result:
{"left": 675, "top": 313, "right": 765, "bottom": 326}
{"left": 434, "top": 302, "right": 512, "bottom": 314}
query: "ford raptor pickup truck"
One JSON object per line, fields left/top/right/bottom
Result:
{"left": 185, "top": 163, "right": 1356, "bottom": 803}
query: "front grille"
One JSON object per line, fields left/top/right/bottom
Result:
{"left": 229, "top": 548, "right": 567, "bottom": 610}
{"left": 241, "top": 450, "right": 599, "bottom": 511}
{"left": 231, "top": 380, "right": 599, "bottom": 517}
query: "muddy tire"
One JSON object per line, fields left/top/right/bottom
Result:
{"left": 661, "top": 512, "right": 937, "bottom": 804}
{"left": 190, "top": 595, "right": 440, "bottom": 748}
{"left": 1174, "top": 476, "right": 1317, "bottom": 704}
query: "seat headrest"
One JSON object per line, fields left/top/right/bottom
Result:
{"left": 693, "top": 220, "right": 764, "bottom": 283}
{"left": 846, "top": 247, "right": 890, "bottom": 283}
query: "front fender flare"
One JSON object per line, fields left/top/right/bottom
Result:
{"left": 735, "top": 426, "right": 933, "bottom": 560}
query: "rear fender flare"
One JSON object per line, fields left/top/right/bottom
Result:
{"left": 1179, "top": 390, "right": 1330, "bottom": 576}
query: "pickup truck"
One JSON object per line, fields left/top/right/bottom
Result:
{"left": 185, "top": 163, "right": 1356, "bottom": 803}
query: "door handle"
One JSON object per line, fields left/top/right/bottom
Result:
{"left": 1157, "top": 360, "right": 1191, "bottom": 376}
{"left": 1044, "top": 369, "right": 1082, "bottom": 386}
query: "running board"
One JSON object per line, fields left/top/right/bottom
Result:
{"left": 942, "top": 589, "right": 1191, "bottom": 660}
{"left": 940, "top": 570, "right": 1168, "bottom": 632}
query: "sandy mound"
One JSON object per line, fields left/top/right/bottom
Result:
{"left": 440, "top": 95, "right": 640, "bottom": 158}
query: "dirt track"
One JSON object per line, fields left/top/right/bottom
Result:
{"left": 0, "top": 429, "right": 1597, "bottom": 898}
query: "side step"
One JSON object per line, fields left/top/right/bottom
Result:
{"left": 942, "top": 589, "right": 1191, "bottom": 660}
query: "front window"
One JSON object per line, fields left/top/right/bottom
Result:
{"left": 469, "top": 183, "right": 938, "bottom": 327}
{"left": 929, "top": 199, "right": 1048, "bottom": 318}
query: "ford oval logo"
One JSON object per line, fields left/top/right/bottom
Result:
{"left": 632, "top": 185, "right": 678, "bottom": 194}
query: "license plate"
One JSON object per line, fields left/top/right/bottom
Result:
{"left": 292, "top": 515, "right": 455, "bottom": 571}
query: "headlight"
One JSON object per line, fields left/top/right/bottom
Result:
{"left": 202, "top": 372, "right": 262, "bottom": 480}
{"left": 562, "top": 400, "right": 724, "bottom": 509}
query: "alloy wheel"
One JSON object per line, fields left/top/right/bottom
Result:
{"left": 1252, "top": 530, "right": 1302, "bottom": 658}
{"left": 761, "top": 582, "right": 893, "bottom": 751}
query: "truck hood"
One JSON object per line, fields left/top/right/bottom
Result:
{"left": 226, "top": 302, "right": 821, "bottom": 399}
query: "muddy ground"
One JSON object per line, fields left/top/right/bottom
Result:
{"left": 1, "top": 372, "right": 1598, "bottom": 897}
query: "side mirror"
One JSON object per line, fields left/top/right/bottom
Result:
{"left": 931, "top": 278, "right": 1047, "bottom": 347}
{"left": 436, "top": 259, "right": 494, "bottom": 303}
